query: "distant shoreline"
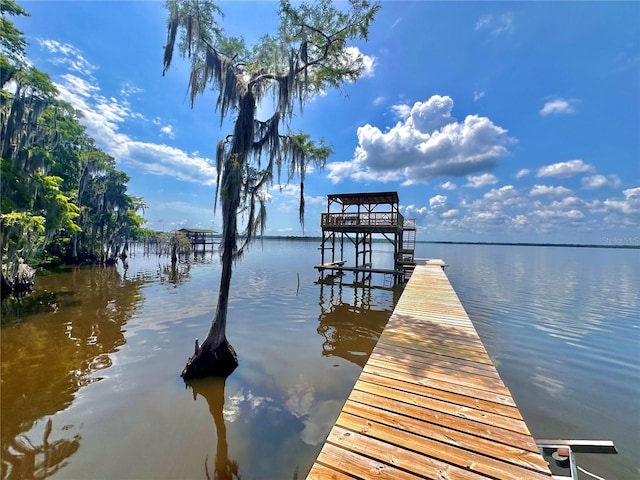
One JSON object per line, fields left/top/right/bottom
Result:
{"left": 213, "top": 235, "right": 640, "bottom": 249}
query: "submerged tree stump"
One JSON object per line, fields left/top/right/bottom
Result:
{"left": 181, "top": 338, "right": 238, "bottom": 380}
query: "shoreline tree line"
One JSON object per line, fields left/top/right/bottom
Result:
{"left": 0, "top": 0, "right": 154, "bottom": 297}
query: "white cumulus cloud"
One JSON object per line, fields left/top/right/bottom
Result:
{"left": 603, "top": 187, "right": 640, "bottom": 216}
{"left": 484, "top": 185, "right": 519, "bottom": 202}
{"left": 429, "top": 195, "right": 448, "bottom": 209}
{"left": 390, "top": 103, "right": 411, "bottom": 119}
{"left": 539, "top": 98, "right": 576, "bottom": 116}
{"left": 54, "top": 72, "right": 217, "bottom": 185}
{"left": 581, "top": 174, "right": 622, "bottom": 190}
{"left": 327, "top": 95, "right": 514, "bottom": 184}
{"left": 160, "top": 125, "right": 175, "bottom": 139}
{"left": 120, "top": 82, "right": 142, "bottom": 98}
{"left": 343, "top": 46, "right": 376, "bottom": 78}
{"left": 530, "top": 185, "right": 573, "bottom": 197}
{"left": 466, "top": 173, "right": 498, "bottom": 188}
{"left": 536, "top": 159, "right": 594, "bottom": 178}
{"left": 512, "top": 215, "right": 528, "bottom": 227}
{"left": 533, "top": 209, "right": 585, "bottom": 220}
{"left": 441, "top": 209, "right": 459, "bottom": 219}
{"left": 403, "top": 204, "right": 427, "bottom": 216}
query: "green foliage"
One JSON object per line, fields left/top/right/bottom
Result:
{"left": 135, "top": 227, "right": 161, "bottom": 242}
{"left": 0, "top": 157, "right": 29, "bottom": 212}
{"left": 0, "top": 1, "right": 29, "bottom": 18}
{"left": 171, "top": 231, "right": 193, "bottom": 256}
{"left": 14, "top": 65, "right": 57, "bottom": 98}
{"left": 0, "top": 211, "right": 46, "bottom": 273}
{"left": 1, "top": 0, "right": 148, "bottom": 274}
{"left": 0, "top": 0, "right": 30, "bottom": 62}
{"left": 36, "top": 174, "right": 81, "bottom": 236}
{"left": 277, "top": 0, "right": 379, "bottom": 92}
{"left": 1, "top": 211, "right": 45, "bottom": 237}
{"left": 1, "top": 52, "right": 17, "bottom": 87}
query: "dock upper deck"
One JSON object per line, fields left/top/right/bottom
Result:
{"left": 320, "top": 212, "right": 415, "bottom": 232}
{"left": 306, "top": 263, "right": 552, "bottom": 479}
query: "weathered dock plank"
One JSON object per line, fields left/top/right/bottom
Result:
{"left": 306, "top": 262, "right": 552, "bottom": 479}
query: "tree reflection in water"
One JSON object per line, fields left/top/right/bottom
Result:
{"left": 316, "top": 279, "right": 401, "bottom": 367}
{"left": 1, "top": 418, "right": 80, "bottom": 480}
{"left": 188, "top": 378, "right": 241, "bottom": 480}
{"left": 156, "top": 246, "right": 217, "bottom": 287}
{"left": 1, "top": 265, "right": 146, "bottom": 480}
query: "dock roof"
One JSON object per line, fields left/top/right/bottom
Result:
{"left": 327, "top": 191, "right": 399, "bottom": 206}
{"left": 177, "top": 228, "right": 217, "bottom": 234}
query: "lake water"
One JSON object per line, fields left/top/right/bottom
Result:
{"left": 1, "top": 240, "right": 638, "bottom": 479}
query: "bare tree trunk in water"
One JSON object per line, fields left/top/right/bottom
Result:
{"left": 180, "top": 210, "right": 239, "bottom": 377}
{"left": 181, "top": 128, "right": 245, "bottom": 379}
{"left": 71, "top": 233, "right": 79, "bottom": 261}
{"left": 99, "top": 220, "right": 105, "bottom": 264}
{"left": 170, "top": 235, "right": 178, "bottom": 263}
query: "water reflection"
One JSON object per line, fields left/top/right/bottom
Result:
{"left": 187, "top": 365, "right": 314, "bottom": 479}
{"left": 420, "top": 244, "right": 640, "bottom": 479}
{"left": 158, "top": 259, "right": 193, "bottom": 287}
{"left": 316, "top": 281, "right": 398, "bottom": 367}
{"left": 1, "top": 265, "right": 147, "bottom": 479}
{"left": 443, "top": 245, "right": 639, "bottom": 351}
{"left": 1, "top": 418, "right": 80, "bottom": 480}
{"left": 0, "top": 241, "right": 634, "bottom": 479}
{"left": 188, "top": 378, "right": 241, "bottom": 480}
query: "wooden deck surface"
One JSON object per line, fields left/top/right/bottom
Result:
{"left": 306, "top": 262, "right": 552, "bottom": 480}
{"left": 314, "top": 264, "right": 403, "bottom": 276}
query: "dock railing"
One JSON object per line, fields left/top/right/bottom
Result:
{"left": 403, "top": 217, "right": 415, "bottom": 228}
{"left": 321, "top": 211, "right": 404, "bottom": 228}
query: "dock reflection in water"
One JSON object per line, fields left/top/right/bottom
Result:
{"left": 316, "top": 280, "right": 399, "bottom": 368}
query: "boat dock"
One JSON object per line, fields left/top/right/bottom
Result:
{"left": 176, "top": 228, "right": 218, "bottom": 247}
{"left": 306, "top": 262, "right": 553, "bottom": 479}
{"left": 316, "top": 192, "right": 417, "bottom": 285}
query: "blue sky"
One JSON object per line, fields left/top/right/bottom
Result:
{"left": 13, "top": 1, "right": 640, "bottom": 245}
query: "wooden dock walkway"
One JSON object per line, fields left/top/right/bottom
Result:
{"left": 306, "top": 262, "right": 552, "bottom": 480}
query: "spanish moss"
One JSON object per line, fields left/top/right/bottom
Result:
{"left": 162, "top": 0, "right": 379, "bottom": 379}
